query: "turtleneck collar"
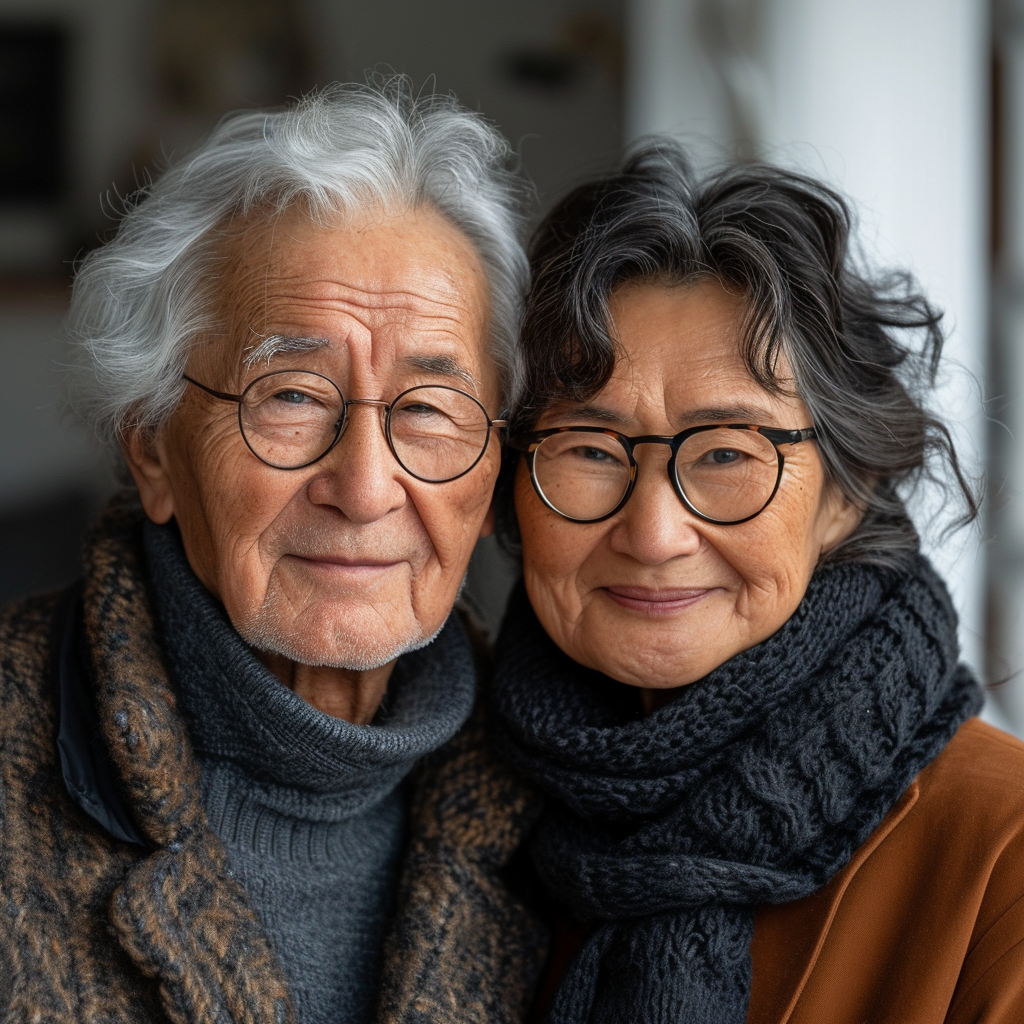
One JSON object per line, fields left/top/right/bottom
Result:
{"left": 142, "top": 520, "right": 476, "bottom": 823}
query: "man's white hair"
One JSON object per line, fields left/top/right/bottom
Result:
{"left": 67, "top": 77, "right": 529, "bottom": 447}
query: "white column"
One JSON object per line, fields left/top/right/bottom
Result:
{"left": 626, "top": 0, "right": 732, "bottom": 160}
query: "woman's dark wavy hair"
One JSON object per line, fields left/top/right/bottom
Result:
{"left": 497, "top": 140, "right": 979, "bottom": 569}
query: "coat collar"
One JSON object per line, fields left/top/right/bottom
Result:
{"left": 53, "top": 581, "right": 146, "bottom": 846}
{"left": 67, "top": 493, "right": 296, "bottom": 1024}
{"left": 750, "top": 780, "right": 921, "bottom": 1024}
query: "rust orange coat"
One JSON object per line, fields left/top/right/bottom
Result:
{"left": 748, "top": 717, "right": 1024, "bottom": 1023}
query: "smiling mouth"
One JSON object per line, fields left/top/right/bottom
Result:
{"left": 602, "top": 585, "right": 712, "bottom": 614}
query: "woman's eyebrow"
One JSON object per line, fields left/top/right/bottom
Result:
{"left": 546, "top": 404, "right": 622, "bottom": 423}
{"left": 546, "top": 403, "right": 783, "bottom": 426}
{"left": 683, "top": 405, "right": 782, "bottom": 424}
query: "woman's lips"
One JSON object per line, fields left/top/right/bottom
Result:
{"left": 602, "top": 585, "right": 712, "bottom": 615}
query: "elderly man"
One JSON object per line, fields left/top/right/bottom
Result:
{"left": 0, "top": 83, "right": 544, "bottom": 1023}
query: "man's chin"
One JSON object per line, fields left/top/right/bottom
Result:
{"left": 234, "top": 612, "right": 440, "bottom": 672}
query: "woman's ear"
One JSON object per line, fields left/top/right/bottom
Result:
{"left": 818, "top": 482, "right": 866, "bottom": 556}
{"left": 121, "top": 428, "right": 176, "bottom": 525}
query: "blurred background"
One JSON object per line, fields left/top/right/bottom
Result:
{"left": 1, "top": 0, "right": 1021, "bottom": 731}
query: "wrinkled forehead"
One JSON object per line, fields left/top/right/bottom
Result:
{"left": 196, "top": 203, "right": 494, "bottom": 386}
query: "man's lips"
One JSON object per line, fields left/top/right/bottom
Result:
{"left": 602, "top": 585, "right": 712, "bottom": 614}
{"left": 288, "top": 553, "right": 405, "bottom": 570}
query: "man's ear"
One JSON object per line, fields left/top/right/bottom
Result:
{"left": 121, "top": 428, "right": 176, "bottom": 525}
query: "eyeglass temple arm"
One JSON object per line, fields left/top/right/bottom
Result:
{"left": 182, "top": 374, "right": 243, "bottom": 404}
{"left": 758, "top": 426, "right": 817, "bottom": 445}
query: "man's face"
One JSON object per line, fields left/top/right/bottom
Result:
{"left": 127, "top": 204, "right": 499, "bottom": 672}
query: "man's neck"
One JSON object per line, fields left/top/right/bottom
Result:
{"left": 256, "top": 653, "right": 394, "bottom": 724}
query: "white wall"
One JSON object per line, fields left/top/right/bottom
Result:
{"left": 626, "top": 0, "right": 990, "bottom": 679}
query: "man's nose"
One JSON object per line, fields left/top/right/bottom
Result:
{"left": 609, "top": 443, "right": 702, "bottom": 563}
{"left": 305, "top": 403, "right": 408, "bottom": 523}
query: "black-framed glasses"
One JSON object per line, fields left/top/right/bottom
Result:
{"left": 183, "top": 370, "right": 506, "bottom": 482}
{"left": 509, "top": 423, "right": 818, "bottom": 525}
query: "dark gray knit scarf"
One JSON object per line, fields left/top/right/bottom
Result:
{"left": 490, "top": 556, "right": 983, "bottom": 1024}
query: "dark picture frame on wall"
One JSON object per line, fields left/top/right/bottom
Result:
{"left": 0, "top": 22, "right": 70, "bottom": 274}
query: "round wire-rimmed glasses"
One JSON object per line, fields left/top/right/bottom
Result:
{"left": 183, "top": 370, "right": 506, "bottom": 482}
{"left": 509, "top": 423, "right": 818, "bottom": 525}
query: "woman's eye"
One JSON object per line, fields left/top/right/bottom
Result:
{"left": 564, "top": 445, "right": 614, "bottom": 462}
{"left": 705, "top": 448, "right": 742, "bottom": 465}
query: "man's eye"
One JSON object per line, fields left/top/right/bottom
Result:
{"left": 273, "top": 389, "right": 311, "bottom": 405}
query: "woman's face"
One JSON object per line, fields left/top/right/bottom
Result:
{"left": 515, "top": 279, "right": 861, "bottom": 697}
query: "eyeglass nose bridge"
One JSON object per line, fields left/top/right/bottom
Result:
{"left": 613, "top": 435, "right": 685, "bottom": 509}
{"left": 623, "top": 434, "right": 681, "bottom": 459}
{"left": 344, "top": 398, "right": 391, "bottom": 409}
{"left": 327, "top": 396, "right": 395, "bottom": 456}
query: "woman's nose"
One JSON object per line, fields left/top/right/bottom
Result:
{"left": 305, "top": 403, "right": 408, "bottom": 523}
{"left": 608, "top": 444, "right": 702, "bottom": 563}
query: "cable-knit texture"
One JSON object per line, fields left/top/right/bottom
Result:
{"left": 490, "top": 557, "right": 983, "bottom": 1024}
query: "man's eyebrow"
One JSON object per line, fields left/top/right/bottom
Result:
{"left": 243, "top": 334, "right": 329, "bottom": 368}
{"left": 241, "top": 340, "right": 480, "bottom": 388}
{"left": 401, "top": 354, "right": 478, "bottom": 387}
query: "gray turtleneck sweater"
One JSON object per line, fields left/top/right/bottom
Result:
{"left": 143, "top": 522, "right": 476, "bottom": 1024}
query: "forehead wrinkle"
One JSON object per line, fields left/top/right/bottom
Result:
{"left": 253, "top": 291, "right": 477, "bottom": 350}
{"left": 265, "top": 272, "right": 472, "bottom": 316}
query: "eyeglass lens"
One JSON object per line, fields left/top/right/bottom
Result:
{"left": 530, "top": 428, "right": 781, "bottom": 523}
{"left": 239, "top": 371, "right": 491, "bottom": 480}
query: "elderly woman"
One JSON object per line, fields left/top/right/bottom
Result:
{"left": 0, "top": 83, "right": 546, "bottom": 1023}
{"left": 490, "top": 144, "right": 1024, "bottom": 1024}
